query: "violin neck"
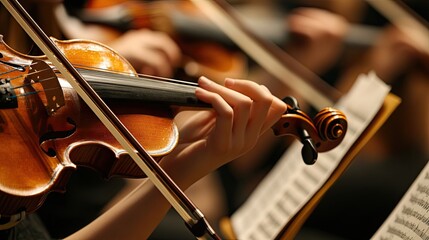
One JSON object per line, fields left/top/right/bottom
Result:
{"left": 79, "top": 69, "right": 210, "bottom": 108}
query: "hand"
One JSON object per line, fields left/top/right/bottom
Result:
{"left": 160, "top": 76, "right": 287, "bottom": 188}
{"left": 371, "top": 25, "right": 429, "bottom": 82}
{"left": 285, "top": 8, "right": 348, "bottom": 74}
{"left": 108, "top": 29, "right": 181, "bottom": 77}
{"left": 67, "top": 78, "right": 286, "bottom": 240}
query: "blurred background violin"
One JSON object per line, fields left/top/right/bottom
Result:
{"left": 55, "top": 0, "right": 248, "bottom": 83}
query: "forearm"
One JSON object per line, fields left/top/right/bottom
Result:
{"left": 65, "top": 154, "right": 200, "bottom": 240}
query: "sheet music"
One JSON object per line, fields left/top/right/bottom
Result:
{"left": 231, "top": 72, "right": 391, "bottom": 240}
{"left": 372, "top": 162, "right": 429, "bottom": 240}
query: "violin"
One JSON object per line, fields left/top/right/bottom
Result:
{"left": 59, "top": 0, "right": 247, "bottom": 83}
{"left": 0, "top": 34, "right": 346, "bottom": 220}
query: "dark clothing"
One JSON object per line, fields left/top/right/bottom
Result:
{"left": 37, "top": 168, "right": 125, "bottom": 239}
{"left": 1, "top": 214, "right": 52, "bottom": 240}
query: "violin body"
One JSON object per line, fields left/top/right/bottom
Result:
{"left": 0, "top": 36, "right": 177, "bottom": 216}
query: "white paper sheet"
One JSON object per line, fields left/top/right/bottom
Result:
{"left": 231, "top": 72, "right": 391, "bottom": 240}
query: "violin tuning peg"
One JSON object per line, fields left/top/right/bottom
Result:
{"left": 298, "top": 129, "right": 318, "bottom": 165}
{"left": 301, "top": 138, "right": 318, "bottom": 165}
{"left": 283, "top": 96, "right": 300, "bottom": 111}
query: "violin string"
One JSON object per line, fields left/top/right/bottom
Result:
{"left": 70, "top": 63, "right": 199, "bottom": 87}
{"left": 0, "top": 60, "right": 32, "bottom": 78}
{"left": 12, "top": 90, "right": 40, "bottom": 99}
{"left": 75, "top": 67, "right": 200, "bottom": 96}
{"left": 10, "top": 76, "right": 58, "bottom": 90}
{"left": 0, "top": 59, "right": 26, "bottom": 72}
{"left": 3, "top": 73, "right": 60, "bottom": 88}
{"left": 2, "top": 60, "right": 201, "bottom": 99}
{"left": 0, "top": 67, "right": 24, "bottom": 81}
{"left": 136, "top": 72, "right": 199, "bottom": 86}
{"left": 32, "top": 61, "right": 199, "bottom": 87}
{"left": 1, "top": 65, "right": 61, "bottom": 88}
{"left": 1, "top": 61, "right": 64, "bottom": 97}
{"left": 0, "top": 68, "right": 17, "bottom": 77}
{"left": 7, "top": 84, "right": 65, "bottom": 100}
{"left": 6, "top": 88, "right": 64, "bottom": 100}
{"left": 0, "top": 60, "right": 25, "bottom": 76}
{"left": 5, "top": 80, "right": 62, "bottom": 100}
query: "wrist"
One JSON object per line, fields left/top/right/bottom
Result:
{"left": 158, "top": 153, "right": 211, "bottom": 190}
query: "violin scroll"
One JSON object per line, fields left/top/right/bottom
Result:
{"left": 272, "top": 97, "right": 347, "bottom": 165}
{"left": 314, "top": 107, "right": 347, "bottom": 143}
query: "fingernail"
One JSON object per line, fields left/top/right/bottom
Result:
{"left": 195, "top": 87, "right": 202, "bottom": 95}
{"left": 199, "top": 76, "right": 211, "bottom": 86}
{"left": 195, "top": 87, "right": 208, "bottom": 98}
{"left": 224, "top": 78, "right": 235, "bottom": 87}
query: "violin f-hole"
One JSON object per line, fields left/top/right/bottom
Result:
{"left": 39, "top": 117, "right": 77, "bottom": 157}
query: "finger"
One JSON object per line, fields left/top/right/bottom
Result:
{"left": 195, "top": 86, "right": 233, "bottom": 149}
{"left": 291, "top": 7, "right": 327, "bottom": 19}
{"left": 224, "top": 79, "right": 273, "bottom": 138}
{"left": 198, "top": 77, "right": 252, "bottom": 145}
{"left": 143, "top": 32, "right": 181, "bottom": 68}
{"left": 288, "top": 16, "right": 319, "bottom": 39}
{"left": 261, "top": 96, "right": 287, "bottom": 133}
{"left": 175, "top": 110, "right": 216, "bottom": 143}
{"left": 139, "top": 65, "right": 156, "bottom": 77}
{"left": 136, "top": 48, "right": 174, "bottom": 77}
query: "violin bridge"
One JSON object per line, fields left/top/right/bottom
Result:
{"left": 26, "top": 60, "right": 65, "bottom": 115}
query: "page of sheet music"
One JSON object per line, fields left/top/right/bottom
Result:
{"left": 231, "top": 72, "right": 391, "bottom": 240}
{"left": 372, "top": 162, "right": 429, "bottom": 240}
